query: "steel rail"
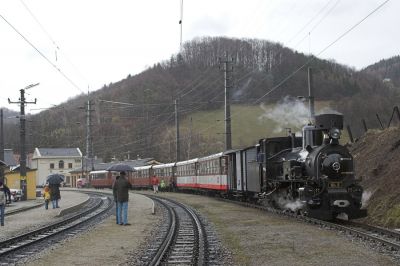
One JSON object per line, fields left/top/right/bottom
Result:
{"left": 146, "top": 195, "right": 206, "bottom": 266}
{"left": 0, "top": 192, "right": 113, "bottom": 257}
{"left": 148, "top": 197, "right": 177, "bottom": 266}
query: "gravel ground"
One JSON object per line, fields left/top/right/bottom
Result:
{"left": 17, "top": 190, "right": 399, "bottom": 265}
{"left": 153, "top": 192, "right": 398, "bottom": 266}
{"left": 23, "top": 192, "right": 160, "bottom": 266}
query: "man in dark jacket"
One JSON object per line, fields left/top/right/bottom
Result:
{"left": 112, "top": 175, "right": 120, "bottom": 224}
{"left": 115, "top": 171, "right": 131, "bottom": 225}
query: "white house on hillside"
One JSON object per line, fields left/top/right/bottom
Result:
{"left": 31, "top": 148, "right": 83, "bottom": 186}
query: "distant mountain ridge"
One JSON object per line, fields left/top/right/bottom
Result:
{"left": 362, "top": 55, "right": 400, "bottom": 88}
{"left": 2, "top": 37, "right": 399, "bottom": 162}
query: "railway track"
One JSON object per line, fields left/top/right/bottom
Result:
{"left": 5, "top": 202, "right": 44, "bottom": 217}
{"left": 0, "top": 192, "right": 113, "bottom": 264}
{"left": 138, "top": 195, "right": 207, "bottom": 266}
{"left": 331, "top": 220, "right": 400, "bottom": 251}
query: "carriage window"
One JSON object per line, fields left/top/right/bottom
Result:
{"left": 221, "top": 157, "right": 227, "bottom": 174}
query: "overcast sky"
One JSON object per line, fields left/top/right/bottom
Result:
{"left": 0, "top": 0, "right": 397, "bottom": 114}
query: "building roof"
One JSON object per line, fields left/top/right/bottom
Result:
{"left": 3, "top": 149, "right": 17, "bottom": 166}
{"left": 34, "top": 148, "right": 82, "bottom": 158}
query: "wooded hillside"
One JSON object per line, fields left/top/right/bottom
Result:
{"left": 3, "top": 37, "right": 400, "bottom": 162}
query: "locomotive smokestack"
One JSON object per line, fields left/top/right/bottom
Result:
{"left": 291, "top": 133, "right": 295, "bottom": 149}
{"left": 308, "top": 67, "right": 315, "bottom": 123}
{"left": 286, "top": 128, "right": 295, "bottom": 149}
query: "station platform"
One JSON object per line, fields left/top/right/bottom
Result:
{"left": 0, "top": 189, "right": 89, "bottom": 240}
{"left": 5, "top": 199, "right": 44, "bottom": 215}
{"left": 1, "top": 189, "right": 159, "bottom": 266}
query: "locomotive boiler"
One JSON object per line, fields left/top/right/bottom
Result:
{"left": 260, "top": 113, "right": 367, "bottom": 220}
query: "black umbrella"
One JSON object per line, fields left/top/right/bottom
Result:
{"left": 106, "top": 163, "right": 133, "bottom": 172}
{"left": 46, "top": 173, "right": 65, "bottom": 185}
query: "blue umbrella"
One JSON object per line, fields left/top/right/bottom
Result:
{"left": 106, "top": 163, "right": 133, "bottom": 172}
{"left": 46, "top": 173, "right": 65, "bottom": 185}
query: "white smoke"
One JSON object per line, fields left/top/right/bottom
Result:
{"left": 258, "top": 96, "right": 310, "bottom": 133}
{"left": 233, "top": 77, "right": 252, "bottom": 100}
{"left": 361, "top": 190, "right": 373, "bottom": 208}
{"left": 276, "top": 197, "right": 305, "bottom": 212}
{"left": 336, "top": 213, "right": 349, "bottom": 220}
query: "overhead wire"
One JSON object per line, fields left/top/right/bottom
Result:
{"left": 286, "top": 0, "right": 335, "bottom": 45}
{"left": 0, "top": 13, "right": 85, "bottom": 95}
{"left": 292, "top": 0, "right": 342, "bottom": 50}
{"left": 256, "top": 0, "right": 390, "bottom": 104}
{"left": 19, "top": 0, "right": 91, "bottom": 86}
{"left": 54, "top": 0, "right": 391, "bottom": 159}
{"left": 112, "top": 0, "right": 392, "bottom": 157}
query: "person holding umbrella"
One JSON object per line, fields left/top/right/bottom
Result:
{"left": 113, "top": 171, "right": 131, "bottom": 225}
{"left": 50, "top": 184, "right": 61, "bottom": 208}
{"left": 46, "top": 174, "right": 64, "bottom": 209}
{"left": 112, "top": 175, "right": 121, "bottom": 224}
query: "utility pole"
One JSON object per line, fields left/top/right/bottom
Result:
{"left": 179, "top": 0, "right": 183, "bottom": 52}
{"left": 187, "top": 117, "right": 192, "bottom": 160}
{"left": 0, "top": 109, "right": 4, "bottom": 180}
{"left": 85, "top": 99, "right": 94, "bottom": 173}
{"left": 220, "top": 52, "right": 233, "bottom": 150}
{"left": 308, "top": 67, "right": 315, "bottom": 123}
{"left": 8, "top": 83, "right": 38, "bottom": 201}
{"left": 175, "top": 99, "right": 180, "bottom": 161}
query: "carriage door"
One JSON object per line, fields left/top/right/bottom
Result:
{"left": 235, "top": 151, "right": 243, "bottom": 191}
{"left": 227, "top": 154, "right": 236, "bottom": 190}
{"left": 245, "top": 148, "right": 260, "bottom": 192}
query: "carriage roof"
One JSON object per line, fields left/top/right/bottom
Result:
{"left": 152, "top": 162, "right": 176, "bottom": 169}
{"left": 176, "top": 158, "right": 198, "bottom": 166}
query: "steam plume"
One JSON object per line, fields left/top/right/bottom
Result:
{"left": 361, "top": 190, "right": 373, "bottom": 208}
{"left": 258, "top": 96, "right": 309, "bottom": 133}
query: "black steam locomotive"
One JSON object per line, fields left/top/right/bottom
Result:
{"left": 257, "top": 113, "right": 367, "bottom": 220}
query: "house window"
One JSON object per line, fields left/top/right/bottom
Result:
{"left": 68, "top": 163, "right": 73, "bottom": 169}
{"left": 50, "top": 163, "right": 54, "bottom": 169}
{"left": 59, "top": 160, "right": 64, "bottom": 169}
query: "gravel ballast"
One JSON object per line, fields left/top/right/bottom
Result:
{"left": 155, "top": 192, "right": 398, "bottom": 266}
{"left": 18, "top": 191, "right": 398, "bottom": 265}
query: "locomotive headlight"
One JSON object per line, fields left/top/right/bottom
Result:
{"left": 329, "top": 128, "right": 341, "bottom": 139}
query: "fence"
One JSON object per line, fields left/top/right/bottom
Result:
{"left": 346, "top": 106, "right": 400, "bottom": 143}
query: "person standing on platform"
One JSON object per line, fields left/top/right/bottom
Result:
{"left": 1, "top": 184, "right": 11, "bottom": 204}
{"left": 0, "top": 181, "right": 6, "bottom": 226}
{"left": 43, "top": 185, "right": 51, "bottom": 210}
{"left": 160, "top": 179, "right": 166, "bottom": 192}
{"left": 112, "top": 175, "right": 121, "bottom": 224}
{"left": 151, "top": 175, "right": 159, "bottom": 193}
{"left": 49, "top": 184, "right": 61, "bottom": 209}
{"left": 115, "top": 171, "right": 131, "bottom": 225}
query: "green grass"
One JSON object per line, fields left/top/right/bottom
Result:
{"left": 178, "top": 101, "right": 349, "bottom": 148}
